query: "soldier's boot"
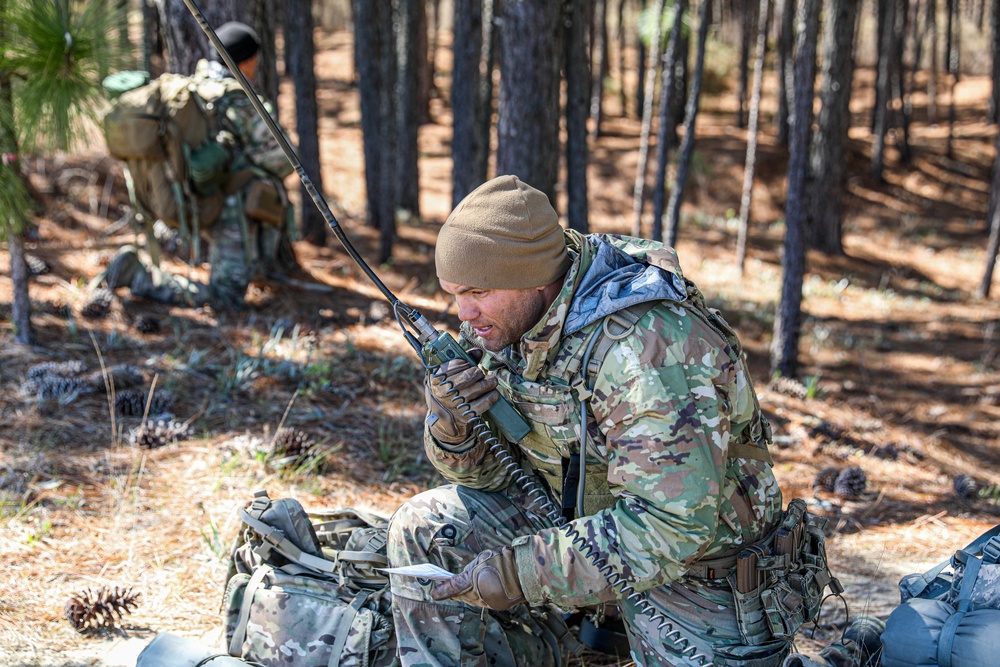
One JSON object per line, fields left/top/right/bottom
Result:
{"left": 818, "top": 615, "right": 886, "bottom": 667}
{"left": 90, "top": 245, "right": 144, "bottom": 291}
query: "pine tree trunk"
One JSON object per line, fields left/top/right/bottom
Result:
{"left": 377, "top": 1, "right": 397, "bottom": 262}
{"left": 893, "top": 0, "right": 912, "bottom": 163}
{"left": 353, "top": 0, "right": 396, "bottom": 262}
{"left": 160, "top": 0, "right": 241, "bottom": 75}
{"left": 477, "top": 0, "right": 499, "bottom": 181}
{"left": 617, "top": 0, "right": 628, "bottom": 115}
{"left": 416, "top": 0, "right": 431, "bottom": 125}
{"left": 589, "top": 0, "right": 608, "bottom": 140}
{"left": 873, "top": 0, "right": 895, "bottom": 181}
{"left": 496, "top": 0, "right": 562, "bottom": 202}
{"left": 248, "top": 0, "right": 280, "bottom": 104}
{"left": 771, "top": 0, "right": 820, "bottom": 379}
{"left": 736, "top": 0, "right": 770, "bottom": 271}
{"left": 630, "top": 0, "right": 666, "bottom": 237}
{"left": 636, "top": 0, "right": 648, "bottom": 121}
{"left": 0, "top": 1, "right": 34, "bottom": 345}
{"left": 928, "top": 0, "right": 938, "bottom": 121}
{"left": 736, "top": 0, "right": 756, "bottom": 128}
{"left": 981, "top": 126, "right": 1000, "bottom": 297}
{"left": 807, "top": 0, "right": 858, "bottom": 255}
{"left": 947, "top": 0, "right": 961, "bottom": 158}
{"left": 395, "top": 0, "right": 421, "bottom": 218}
{"left": 452, "top": 0, "right": 485, "bottom": 207}
{"left": 991, "top": 0, "right": 1000, "bottom": 123}
{"left": 664, "top": 0, "right": 712, "bottom": 247}
{"left": 651, "top": 0, "right": 688, "bottom": 241}
{"left": 285, "top": 0, "right": 325, "bottom": 245}
{"left": 565, "top": 0, "right": 591, "bottom": 233}
{"left": 777, "top": 0, "right": 796, "bottom": 144}
{"left": 142, "top": 0, "right": 163, "bottom": 76}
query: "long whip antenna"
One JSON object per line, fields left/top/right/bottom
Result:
{"left": 180, "top": 0, "right": 429, "bottom": 336}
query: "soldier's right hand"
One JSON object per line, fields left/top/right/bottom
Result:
{"left": 425, "top": 355, "right": 499, "bottom": 445}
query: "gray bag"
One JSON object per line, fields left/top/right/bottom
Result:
{"left": 136, "top": 632, "right": 256, "bottom": 667}
{"left": 881, "top": 525, "right": 1000, "bottom": 667}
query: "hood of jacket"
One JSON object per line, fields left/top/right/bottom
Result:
{"left": 563, "top": 231, "right": 688, "bottom": 335}
{"left": 511, "top": 230, "right": 688, "bottom": 380}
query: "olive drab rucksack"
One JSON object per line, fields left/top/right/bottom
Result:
{"left": 222, "top": 490, "right": 399, "bottom": 667}
{"left": 102, "top": 70, "right": 244, "bottom": 255}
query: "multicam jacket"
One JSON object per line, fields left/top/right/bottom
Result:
{"left": 424, "top": 230, "right": 783, "bottom": 608}
{"left": 193, "top": 60, "right": 293, "bottom": 180}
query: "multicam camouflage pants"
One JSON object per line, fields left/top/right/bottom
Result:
{"left": 116, "top": 193, "right": 285, "bottom": 311}
{"left": 387, "top": 483, "right": 789, "bottom": 667}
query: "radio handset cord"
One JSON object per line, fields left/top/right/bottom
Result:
{"left": 182, "top": 3, "right": 706, "bottom": 662}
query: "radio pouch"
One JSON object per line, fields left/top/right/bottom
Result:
{"left": 243, "top": 179, "right": 285, "bottom": 226}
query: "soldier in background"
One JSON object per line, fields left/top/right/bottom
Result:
{"left": 386, "top": 176, "right": 814, "bottom": 666}
{"left": 93, "top": 21, "right": 295, "bottom": 312}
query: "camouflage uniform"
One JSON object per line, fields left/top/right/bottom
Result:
{"left": 387, "top": 231, "right": 785, "bottom": 667}
{"left": 100, "top": 60, "right": 293, "bottom": 311}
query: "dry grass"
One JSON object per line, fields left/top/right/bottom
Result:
{"left": 3, "top": 29, "right": 1000, "bottom": 667}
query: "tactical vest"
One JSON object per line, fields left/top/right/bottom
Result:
{"left": 480, "top": 238, "right": 773, "bottom": 528}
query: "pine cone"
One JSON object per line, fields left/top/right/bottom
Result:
{"left": 25, "top": 254, "right": 50, "bottom": 276}
{"left": 65, "top": 586, "right": 141, "bottom": 634}
{"left": 82, "top": 289, "right": 114, "bottom": 319}
{"left": 953, "top": 474, "right": 981, "bottom": 499}
{"left": 27, "top": 360, "right": 87, "bottom": 380}
{"left": 809, "top": 421, "right": 844, "bottom": 441}
{"left": 271, "top": 428, "right": 315, "bottom": 460}
{"left": 128, "top": 418, "right": 190, "bottom": 449}
{"left": 38, "top": 300, "right": 71, "bottom": 318}
{"left": 872, "top": 443, "right": 899, "bottom": 460}
{"left": 813, "top": 466, "right": 840, "bottom": 492}
{"left": 84, "top": 364, "right": 145, "bottom": 393}
{"left": 834, "top": 466, "right": 867, "bottom": 499}
{"left": 134, "top": 315, "right": 161, "bottom": 334}
{"left": 115, "top": 389, "right": 146, "bottom": 417}
{"left": 148, "top": 391, "right": 173, "bottom": 416}
{"left": 768, "top": 376, "right": 809, "bottom": 399}
{"left": 21, "top": 375, "right": 90, "bottom": 400}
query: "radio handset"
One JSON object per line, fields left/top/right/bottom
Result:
{"left": 405, "top": 311, "right": 531, "bottom": 443}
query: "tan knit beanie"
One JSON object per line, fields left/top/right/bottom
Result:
{"left": 436, "top": 176, "right": 570, "bottom": 289}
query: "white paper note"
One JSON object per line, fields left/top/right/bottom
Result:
{"left": 378, "top": 564, "right": 455, "bottom": 581}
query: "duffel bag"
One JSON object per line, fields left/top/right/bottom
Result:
{"left": 881, "top": 524, "right": 1000, "bottom": 667}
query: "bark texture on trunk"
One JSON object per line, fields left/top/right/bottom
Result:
{"left": 496, "top": 0, "right": 562, "bottom": 203}
{"left": 771, "top": 0, "right": 819, "bottom": 379}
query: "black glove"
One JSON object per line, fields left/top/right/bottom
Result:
{"left": 424, "top": 355, "right": 499, "bottom": 445}
{"left": 430, "top": 546, "right": 525, "bottom": 611}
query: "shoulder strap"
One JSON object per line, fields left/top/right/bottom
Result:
{"left": 575, "top": 300, "right": 772, "bottom": 465}
{"left": 580, "top": 301, "right": 657, "bottom": 390}
{"left": 327, "top": 591, "right": 372, "bottom": 667}
{"left": 240, "top": 510, "right": 336, "bottom": 574}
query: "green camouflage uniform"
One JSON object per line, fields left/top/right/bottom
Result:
{"left": 387, "top": 231, "right": 784, "bottom": 667}
{"left": 103, "top": 60, "right": 293, "bottom": 311}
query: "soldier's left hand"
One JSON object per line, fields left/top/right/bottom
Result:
{"left": 430, "top": 546, "right": 525, "bottom": 611}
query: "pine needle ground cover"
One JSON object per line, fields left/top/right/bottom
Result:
{"left": 2, "top": 30, "right": 1000, "bottom": 667}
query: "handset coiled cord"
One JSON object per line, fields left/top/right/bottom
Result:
{"left": 428, "top": 361, "right": 710, "bottom": 666}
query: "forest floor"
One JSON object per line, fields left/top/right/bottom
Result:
{"left": 3, "top": 29, "right": 1000, "bottom": 667}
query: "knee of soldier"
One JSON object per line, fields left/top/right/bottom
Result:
{"left": 387, "top": 485, "right": 466, "bottom": 561}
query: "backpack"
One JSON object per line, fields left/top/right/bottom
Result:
{"left": 102, "top": 70, "right": 242, "bottom": 240}
{"left": 881, "top": 524, "right": 1000, "bottom": 666}
{"left": 222, "top": 490, "right": 399, "bottom": 667}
